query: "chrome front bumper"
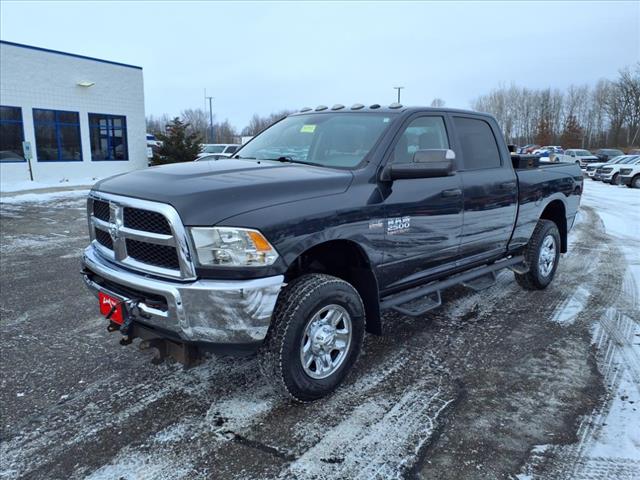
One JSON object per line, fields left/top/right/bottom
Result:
{"left": 82, "top": 246, "right": 284, "bottom": 344}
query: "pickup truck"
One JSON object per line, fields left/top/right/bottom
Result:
{"left": 81, "top": 105, "right": 582, "bottom": 401}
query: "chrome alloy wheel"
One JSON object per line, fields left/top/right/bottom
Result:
{"left": 300, "top": 304, "right": 352, "bottom": 379}
{"left": 538, "top": 234, "right": 557, "bottom": 278}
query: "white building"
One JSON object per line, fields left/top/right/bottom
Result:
{"left": 0, "top": 40, "right": 147, "bottom": 189}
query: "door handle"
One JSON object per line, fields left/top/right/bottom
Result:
{"left": 441, "top": 188, "right": 462, "bottom": 197}
{"left": 499, "top": 181, "right": 516, "bottom": 190}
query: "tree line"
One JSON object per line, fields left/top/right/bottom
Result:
{"left": 146, "top": 62, "right": 639, "bottom": 163}
{"left": 471, "top": 64, "right": 640, "bottom": 149}
{"left": 146, "top": 109, "right": 295, "bottom": 145}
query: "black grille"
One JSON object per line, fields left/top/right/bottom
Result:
{"left": 620, "top": 168, "right": 632, "bottom": 175}
{"left": 95, "top": 228, "right": 113, "bottom": 249}
{"left": 93, "top": 200, "right": 110, "bottom": 221}
{"left": 123, "top": 208, "right": 171, "bottom": 235}
{"left": 126, "top": 239, "right": 179, "bottom": 270}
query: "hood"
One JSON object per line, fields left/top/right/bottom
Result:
{"left": 93, "top": 159, "right": 353, "bottom": 225}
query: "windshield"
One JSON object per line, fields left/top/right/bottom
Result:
{"left": 203, "top": 145, "right": 225, "bottom": 154}
{"left": 620, "top": 156, "right": 638, "bottom": 164}
{"left": 577, "top": 150, "right": 591, "bottom": 156}
{"left": 235, "top": 113, "right": 396, "bottom": 168}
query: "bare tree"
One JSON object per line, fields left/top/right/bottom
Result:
{"left": 181, "top": 108, "right": 209, "bottom": 140}
{"left": 430, "top": 98, "right": 446, "bottom": 107}
{"left": 241, "top": 110, "right": 296, "bottom": 136}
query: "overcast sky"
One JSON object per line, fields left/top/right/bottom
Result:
{"left": 1, "top": 1, "right": 638, "bottom": 129}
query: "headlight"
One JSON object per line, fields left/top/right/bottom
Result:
{"left": 188, "top": 227, "right": 279, "bottom": 267}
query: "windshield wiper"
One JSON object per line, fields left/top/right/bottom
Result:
{"left": 265, "top": 156, "right": 316, "bottom": 166}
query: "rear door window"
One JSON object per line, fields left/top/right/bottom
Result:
{"left": 453, "top": 117, "right": 501, "bottom": 170}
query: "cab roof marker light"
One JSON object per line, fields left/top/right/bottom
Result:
{"left": 315, "top": 105, "right": 328, "bottom": 111}
{"left": 351, "top": 103, "right": 365, "bottom": 110}
{"left": 369, "top": 104, "right": 381, "bottom": 109}
{"left": 299, "top": 107, "right": 312, "bottom": 112}
{"left": 389, "top": 103, "right": 403, "bottom": 109}
{"left": 331, "top": 104, "right": 345, "bottom": 110}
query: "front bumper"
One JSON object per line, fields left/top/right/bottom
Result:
{"left": 82, "top": 246, "right": 284, "bottom": 345}
{"left": 621, "top": 176, "right": 634, "bottom": 186}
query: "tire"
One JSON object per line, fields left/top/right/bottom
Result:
{"left": 631, "top": 175, "right": 640, "bottom": 189}
{"left": 258, "top": 273, "right": 365, "bottom": 402}
{"left": 611, "top": 173, "right": 619, "bottom": 185}
{"left": 515, "top": 219, "right": 561, "bottom": 290}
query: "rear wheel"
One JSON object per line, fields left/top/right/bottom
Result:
{"left": 515, "top": 219, "right": 561, "bottom": 290}
{"left": 258, "top": 273, "right": 365, "bottom": 402}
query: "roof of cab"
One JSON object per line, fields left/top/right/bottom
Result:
{"left": 289, "top": 104, "right": 494, "bottom": 119}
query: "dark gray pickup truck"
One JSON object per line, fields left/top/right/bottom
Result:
{"left": 81, "top": 105, "right": 582, "bottom": 401}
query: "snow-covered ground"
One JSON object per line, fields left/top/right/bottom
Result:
{"left": 519, "top": 179, "right": 640, "bottom": 479}
{"left": 0, "top": 177, "right": 99, "bottom": 194}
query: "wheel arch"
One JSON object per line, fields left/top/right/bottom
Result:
{"left": 540, "top": 199, "right": 567, "bottom": 253}
{"left": 284, "top": 239, "right": 382, "bottom": 335}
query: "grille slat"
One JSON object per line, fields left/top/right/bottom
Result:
{"left": 126, "top": 239, "right": 180, "bottom": 270}
{"left": 124, "top": 208, "right": 171, "bottom": 235}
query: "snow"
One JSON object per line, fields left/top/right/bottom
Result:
{"left": 0, "top": 189, "right": 89, "bottom": 204}
{"left": 1, "top": 177, "right": 99, "bottom": 193}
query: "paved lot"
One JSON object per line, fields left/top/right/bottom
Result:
{"left": 1, "top": 182, "right": 638, "bottom": 480}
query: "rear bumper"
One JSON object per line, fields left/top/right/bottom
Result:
{"left": 81, "top": 246, "right": 284, "bottom": 345}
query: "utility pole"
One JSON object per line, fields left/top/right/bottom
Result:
{"left": 393, "top": 86, "right": 404, "bottom": 103}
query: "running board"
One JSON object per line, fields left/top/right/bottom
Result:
{"left": 380, "top": 256, "right": 525, "bottom": 317}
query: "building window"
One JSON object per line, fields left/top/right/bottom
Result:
{"left": 33, "top": 109, "right": 82, "bottom": 162}
{"left": 89, "top": 114, "right": 128, "bottom": 161}
{"left": 0, "top": 106, "right": 25, "bottom": 162}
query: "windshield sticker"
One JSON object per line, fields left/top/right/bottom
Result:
{"left": 387, "top": 216, "right": 411, "bottom": 235}
{"left": 300, "top": 124, "right": 316, "bottom": 133}
{"left": 369, "top": 219, "right": 384, "bottom": 230}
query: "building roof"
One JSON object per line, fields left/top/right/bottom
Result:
{"left": 0, "top": 40, "right": 142, "bottom": 70}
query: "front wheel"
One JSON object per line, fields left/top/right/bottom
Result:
{"left": 611, "top": 173, "right": 620, "bottom": 185}
{"left": 628, "top": 175, "right": 640, "bottom": 188}
{"left": 258, "top": 274, "right": 365, "bottom": 402}
{"left": 515, "top": 219, "right": 561, "bottom": 290}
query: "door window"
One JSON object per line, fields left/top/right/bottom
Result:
{"left": 453, "top": 117, "right": 501, "bottom": 169}
{"left": 392, "top": 116, "right": 448, "bottom": 164}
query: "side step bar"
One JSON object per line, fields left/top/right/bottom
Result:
{"left": 380, "top": 255, "right": 525, "bottom": 317}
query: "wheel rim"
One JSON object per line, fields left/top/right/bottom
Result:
{"left": 634, "top": 177, "right": 640, "bottom": 188}
{"left": 538, "top": 234, "right": 557, "bottom": 278}
{"left": 300, "top": 304, "right": 352, "bottom": 379}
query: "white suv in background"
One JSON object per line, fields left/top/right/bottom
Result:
{"left": 597, "top": 156, "right": 640, "bottom": 184}
{"left": 559, "top": 149, "right": 600, "bottom": 167}
{"left": 584, "top": 156, "right": 626, "bottom": 179}
{"left": 197, "top": 144, "right": 240, "bottom": 159}
{"left": 619, "top": 162, "right": 640, "bottom": 188}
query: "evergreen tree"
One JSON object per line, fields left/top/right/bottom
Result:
{"left": 152, "top": 117, "right": 202, "bottom": 165}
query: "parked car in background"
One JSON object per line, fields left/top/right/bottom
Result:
{"left": 197, "top": 144, "right": 240, "bottom": 159}
{"left": 619, "top": 162, "right": 640, "bottom": 188}
{"left": 518, "top": 144, "right": 540, "bottom": 154}
{"left": 558, "top": 149, "right": 599, "bottom": 168}
{"left": 595, "top": 148, "right": 625, "bottom": 162}
{"left": 194, "top": 153, "right": 229, "bottom": 162}
{"left": 627, "top": 149, "right": 640, "bottom": 155}
{"left": 595, "top": 156, "right": 640, "bottom": 184}
{"left": 533, "top": 145, "right": 563, "bottom": 156}
{"left": 584, "top": 156, "right": 626, "bottom": 179}
{"left": 146, "top": 133, "right": 162, "bottom": 148}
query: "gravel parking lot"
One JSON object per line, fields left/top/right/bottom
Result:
{"left": 1, "top": 181, "right": 638, "bottom": 480}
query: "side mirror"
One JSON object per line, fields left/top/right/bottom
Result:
{"left": 382, "top": 149, "right": 456, "bottom": 181}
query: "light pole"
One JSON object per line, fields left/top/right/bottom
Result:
{"left": 393, "top": 86, "right": 404, "bottom": 103}
{"left": 205, "top": 95, "right": 214, "bottom": 143}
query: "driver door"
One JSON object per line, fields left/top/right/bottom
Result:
{"left": 379, "top": 114, "right": 464, "bottom": 291}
